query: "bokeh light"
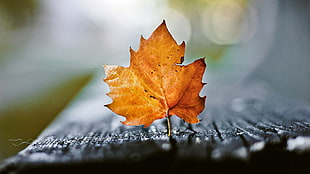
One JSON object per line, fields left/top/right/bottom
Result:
{"left": 201, "top": 0, "right": 257, "bottom": 45}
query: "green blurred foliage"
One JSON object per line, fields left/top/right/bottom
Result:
{"left": 0, "top": 72, "right": 93, "bottom": 161}
{"left": 0, "top": 0, "right": 95, "bottom": 161}
{"left": 0, "top": 0, "right": 38, "bottom": 28}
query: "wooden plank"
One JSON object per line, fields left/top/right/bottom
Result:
{"left": 0, "top": 79, "right": 309, "bottom": 174}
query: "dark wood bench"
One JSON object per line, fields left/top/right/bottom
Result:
{"left": 0, "top": 78, "right": 309, "bottom": 174}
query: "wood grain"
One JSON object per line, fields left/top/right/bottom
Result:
{"left": 1, "top": 80, "right": 309, "bottom": 174}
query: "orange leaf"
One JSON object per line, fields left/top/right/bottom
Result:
{"left": 103, "top": 21, "right": 206, "bottom": 128}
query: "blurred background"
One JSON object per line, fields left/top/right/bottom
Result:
{"left": 0, "top": 0, "right": 309, "bottom": 162}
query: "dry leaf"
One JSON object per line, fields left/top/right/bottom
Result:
{"left": 103, "top": 21, "right": 206, "bottom": 128}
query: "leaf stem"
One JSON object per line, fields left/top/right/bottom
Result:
{"left": 166, "top": 111, "right": 172, "bottom": 137}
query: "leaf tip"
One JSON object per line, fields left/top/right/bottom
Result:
{"left": 200, "top": 96, "right": 207, "bottom": 103}
{"left": 158, "top": 19, "right": 168, "bottom": 30}
{"left": 196, "top": 57, "right": 207, "bottom": 68}
{"left": 180, "top": 41, "right": 185, "bottom": 47}
{"left": 201, "top": 57, "right": 207, "bottom": 64}
{"left": 129, "top": 46, "right": 136, "bottom": 53}
{"left": 140, "top": 35, "right": 146, "bottom": 41}
{"left": 162, "top": 19, "right": 166, "bottom": 25}
{"left": 102, "top": 64, "right": 108, "bottom": 75}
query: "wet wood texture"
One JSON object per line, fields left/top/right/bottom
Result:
{"left": 1, "top": 79, "right": 309, "bottom": 174}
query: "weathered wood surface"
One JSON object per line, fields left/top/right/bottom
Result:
{"left": 0, "top": 78, "right": 309, "bottom": 174}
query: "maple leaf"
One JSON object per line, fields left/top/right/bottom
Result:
{"left": 103, "top": 21, "right": 206, "bottom": 131}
